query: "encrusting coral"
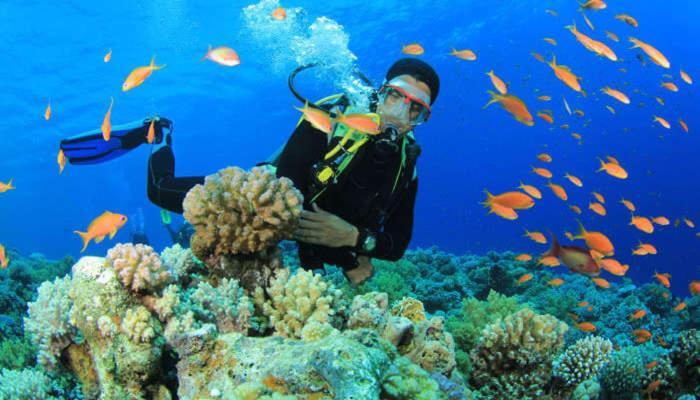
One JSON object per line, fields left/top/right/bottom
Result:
{"left": 553, "top": 336, "right": 613, "bottom": 387}
{"left": 183, "top": 166, "right": 303, "bottom": 258}
{"left": 469, "top": 307, "right": 568, "bottom": 398}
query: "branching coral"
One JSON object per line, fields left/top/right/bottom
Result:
{"left": 189, "top": 278, "right": 253, "bottom": 334}
{"left": 120, "top": 305, "right": 157, "bottom": 343}
{"left": 0, "top": 368, "right": 59, "bottom": 400}
{"left": 106, "top": 243, "right": 172, "bottom": 293}
{"left": 671, "top": 329, "right": 700, "bottom": 395}
{"left": 160, "top": 243, "right": 202, "bottom": 284}
{"left": 23, "top": 276, "right": 77, "bottom": 369}
{"left": 253, "top": 268, "right": 344, "bottom": 339}
{"left": 553, "top": 336, "right": 613, "bottom": 387}
{"left": 183, "top": 166, "right": 303, "bottom": 258}
{"left": 600, "top": 346, "right": 645, "bottom": 396}
{"left": 469, "top": 307, "right": 568, "bottom": 398}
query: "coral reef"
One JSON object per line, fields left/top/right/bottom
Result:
{"left": 600, "top": 345, "right": 645, "bottom": 397}
{"left": 553, "top": 336, "right": 613, "bottom": 387}
{"left": 0, "top": 368, "right": 59, "bottom": 400}
{"left": 671, "top": 329, "right": 699, "bottom": 396}
{"left": 106, "top": 243, "right": 172, "bottom": 293}
{"left": 469, "top": 307, "right": 568, "bottom": 398}
{"left": 183, "top": 166, "right": 303, "bottom": 258}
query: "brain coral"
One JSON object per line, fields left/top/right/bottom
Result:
{"left": 183, "top": 166, "right": 303, "bottom": 257}
{"left": 469, "top": 307, "right": 568, "bottom": 398}
{"left": 106, "top": 243, "right": 172, "bottom": 293}
{"left": 553, "top": 336, "right": 613, "bottom": 387}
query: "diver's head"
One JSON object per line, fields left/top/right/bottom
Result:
{"left": 376, "top": 58, "right": 440, "bottom": 135}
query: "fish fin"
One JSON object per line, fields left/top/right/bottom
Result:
{"left": 94, "top": 235, "right": 106, "bottom": 244}
{"left": 482, "top": 91, "right": 500, "bottom": 109}
{"left": 201, "top": 44, "right": 212, "bottom": 62}
{"left": 549, "top": 55, "right": 557, "bottom": 68}
{"left": 574, "top": 219, "right": 586, "bottom": 239}
{"left": 74, "top": 231, "right": 90, "bottom": 253}
{"left": 480, "top": 190, "right": 494, "bottom": 207}
{"left": 628, "top": 37, "right": 640, "bottom": 49}
{"left": 150, "top": 55, "right": 166, "bottom": 70}
{"left": 596, "top": 157, "right": 606, "bottom": 172}
{"left": 109, "top": 228, "right": 118, "bottom": 239}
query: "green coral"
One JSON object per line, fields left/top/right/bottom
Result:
{"left": 600, "top": 346, "right": 645, "bottom": 397}
{"left": 446, "top": 290, "right": 526, "bottom": 374}
{"left": 380, "top": 356, "right": 447, "bottom": 400}
{"left": 0, "top": 336, "right": 36, "bottom": 370}
{"left": 0, "top": 368, "right": 59, "bottom": 400}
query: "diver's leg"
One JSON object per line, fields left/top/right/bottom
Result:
{"left": 147, "top": 145, "right": 204, "bottom": 214}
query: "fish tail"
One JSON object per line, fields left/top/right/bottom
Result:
{"left": 74, "top": 231, "right": 90, "bottom": 253}
{"left": 482, "top": 91, "right": 499, "bottom": 109}
{"left": 628, "top": 37, "right": 640, "bottom": 49}
{"left": 574, "top": 219, "right": 586, "bottom": 239}
{"left": 545, "top": 231, "right": 560, "bottom": 257}
{"left": 7, "top": 178, "right": 13, "bottom": 189}
{"left": 486, "top": 70, "right": 493, "bottom": 77}
{"left": 596, "top": 157, "right": 606, "bottom": 172}
{"left": 201, "top": 44, "right": 212, "bottom": 62}
{"left": 150, "top": 55, "right": 166, "bottom": 70}
{"left": 566, "top": 20, "right": 577, "bottom": 32}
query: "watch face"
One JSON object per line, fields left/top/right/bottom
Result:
{"left": 364, "top": 234, "right": 377, "bottom": 252}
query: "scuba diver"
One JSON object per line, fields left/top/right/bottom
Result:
{"left": 60, "top": 58, "right": 439, "bottom": 285}
{"left": 160, "top": 209, "right": 195, "bottom": 248}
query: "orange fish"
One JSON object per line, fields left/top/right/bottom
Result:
{"left": 653, "top": 116, "right": 671, "bottom": 129}
{"left": 654, "top": 272, "right": 671, "bottom": 288}
{"left": 684, "top": 217, "right": 696, "bottom": 228}
{"left": 607, "top": 154, "right": 620, "bottom": 164}
{"left": 575, "top": 221, "right": 614, "bottom": 256}
{"left": 486, "top": 70, "right": 508, "bottom": 94}
{"left": 271, "top": 7, "right": 286, "bottom": 20}
{"left": 591, "top": 277, "right": 611, "bottom": 288}
{"left": 620, "top": 198, "right": 636, "bottom": 212}
{"left": 201, "top": 45, "right": 241, "bottom": 67}
{"left": 577, "top": 322, "right": 597, "bottom": 332}
{"left": 548, "top": 278, "right": 565, "bottom": 287}
{"left": 335, "top": 111, "right": 381, "bottom": 135}
{"left": 582, "top": 12, "right": 595, "bottom": 30}
{"left": 580, "top": 0, "right": 606, "bottom": 11}
{"left": 661, "top": 82, "right": 679, "bottom": 92}
{"left": 679, "top": 118, "right": 689, "bottom": 133}
{"left": 57, "top": 149, "right": 66, "bottom": 175}
{"left": 539, "top": 256, "right": 561, "bottom": 267}
{"left": 632, "top": 329, "right": 652, "bottom": 343}
{"left": 629, "top": 37, "right": 670, "bottom": 69}
{"left": 0, "top": 179, "right": 14, "bottom": 193}
{"left": 295, "top": 102, "right": 333, "bottom": 134}
{"left": 631, "top": 215, "right": 654, "bottom": 234}
{"left": 597, "top": 158, "right": 628, "bottom": 179}
{"left": 549, "top": 56, "right": 583, "bottom": 93}
{"left": 652, "top": 216, "right": 670, "bottom": 226}
{"left": 571, "top": 133, "right": 582, "bottom": 141}
{"left": 646, "top": 361, "right": 658, "bottom": 370}
{"left": 674, "top": 302, "right": 687, "bottom": 312}
{"left": 601, "top": 87, "right": 630, "bottom": 104}
{"left": 570, "top": 205, "right": 583, "bottom": 215}
{"left": 44, "top": 100, "right": 51, "bottom": 121}
{"left": 544, "top": 38, "right": 558, "bottom": 46}
{"left": 450, "top": 48, "right": 477, "bottom": 61}
{"left": 74, "top": 211, "right": 128, "bottom": 253}
{"left": 574, "top": 109, "right": 585, "bottom": 117}
{"left": 515, "top": 253, "right": 532, "bottom": 262}
{"left": 531, "top": 52, "right": 545, "bottom": 62}
{"left": 517, "top": 273, "right": 533, "bottom": 284}
{"left": 532, "top": 167, "right": 553, "bottom": 179}
{"left": 578, "top": 301, "right": 589, "bottom": 307}
{"left": 488, "top": 202, "right": 518, "bottom": 220}
{"left": 599, "top": 258, "right": 628, "bottom": 276}
{"left": 680, "top": 70, "right": 693, "bottom": 85}
{"left": 146, "top": 120, "right": 155, "bottom": 144}
{"left": 606, "top": 105, "right": 616, "bottom": 114}
{"left": 547, "top": 182, "right": 568, "bottom": 201}
{"left": 628, "top": 309, "right": 646, "bottom": 320}
{"left": 524, "top": 230, "right": 547, "bottom": 244}
{"left": 564, "top": 173, "right": 583, "bottom": 187}
{"left": 566, "top": 23, "right": 617, "bottom": 61}
{"left": 616, "top": 14, "right": 638, "bottom": 27}
{"left": 644, "top": 380, "right": 661, "bottom": 395}
{"left": 656, "top": 96, "right": 665, "bottom": 105}
{"left": 565, "top": 232, "right": 575, "bottom": 241}
{"left": 538, "top": 95, "right": 552, "bottom": 101}
{"left": 690, "top": 281, "right": 700, "bottom": 295}
{"left": 545, "top": 235, "right": 601, "bottom": 276}
{"left": 537, "top": 110, "right": 554, "bottom": 124}
{"left": 104, "top": 48, "right": 112, "bottom": 63}
{"left": 0, "top": 244, "right": 8, "bottom": 269}
{"left": 518, "top": 182, "right": 542, "bottom": 199}
{"left": 589, "top": 202, "right": 606, "bottom": 216}
{"left": 605, "top": 31, "right": 619, "bottom": 42}
{"left": 591, "top": 192, "right": 605, "bottom": 204}
{"left": 483, "top": 190, "right": 535, "bottom": 210}
{"left": 589, "top": 249, "right": 604, "bottom": 260}
{"left": 484, "top": 91, "right": 534, "bottom": 126}
{"left": 101, "top": 97, "right": 114, "bottom": 141}
{"left": 402, "top": 43, "right": 424, "bottom": 55}
{"left": 122, "top": 56, "right": 166, "bottom": 91}
{"left": 657, "top": 336, "right": 670, "bottom": 348}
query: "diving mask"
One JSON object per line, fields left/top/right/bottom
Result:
{"left": 378, "top": 77, "right": 432, "bottom": 126}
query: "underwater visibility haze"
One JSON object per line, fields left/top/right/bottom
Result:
{"left": 0, "top": 0, "right": 699, "bottom": 399}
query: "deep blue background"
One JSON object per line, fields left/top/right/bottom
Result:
{"left": 0, "top": 0, "right": 698, "bottom": 294}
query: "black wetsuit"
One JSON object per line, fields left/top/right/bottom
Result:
{"left": 147, "top": 114, "right": 418, "bottom": 271}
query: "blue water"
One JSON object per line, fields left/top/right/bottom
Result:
{"left": 0, "top": 0, "right": 698, "bottom": 295}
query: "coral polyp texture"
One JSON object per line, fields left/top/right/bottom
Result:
{"left": 183, "top": 166, "right": 303, "bottom": 258}
{"left": 106, "top": 243, "right": 172, "bottom": 293}
{"left": 553, "top": 336, "right": 613, "bottom": 387}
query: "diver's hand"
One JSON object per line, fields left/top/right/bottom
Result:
{"left": 293, "top": 204, "right": 359, "bottom": 248}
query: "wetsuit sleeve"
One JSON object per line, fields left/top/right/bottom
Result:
{"left": 275, "top": 119, "right": 329, "bottom": 194}
{"left": 147, "top": 146, "right": 205, "bottom": 214}
{"left": 364, "top": 178, "right": 418, "bottom": 261}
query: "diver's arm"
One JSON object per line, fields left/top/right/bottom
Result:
{"left": 275, "top": 120, "right": 328, "bottom": 194}
{"left": 361, "top": 179, "right": 418, "bottom": 261}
